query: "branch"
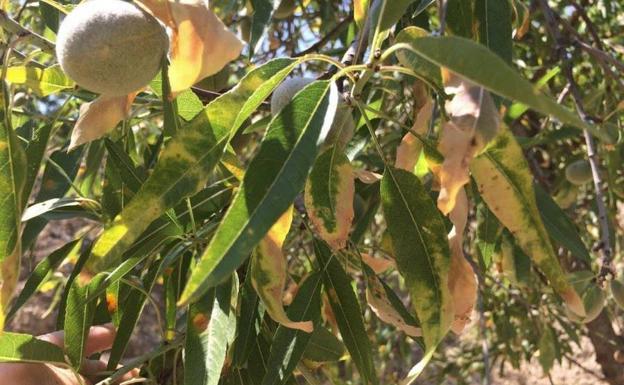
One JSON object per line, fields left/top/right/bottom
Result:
{"left": 537, "top": 0, "right": 613, "bottom": 282}
{"left": 0, "top": 9, "right": 55, "bottom": 53}
{"left": 294, "top": 14, "right": 353, "bottom": 57}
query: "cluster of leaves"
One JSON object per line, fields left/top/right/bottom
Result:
{"left": 0, "top": 0, "right": 623, "bottom": 384}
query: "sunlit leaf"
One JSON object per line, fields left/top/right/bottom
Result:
{"left": 471, "top": 126, "right": 585, "bottom": 316}
{"left": 0, "top": 332, "right": 66, "bottom": 364}
{"left": 88, "top": 58, "right": 298, "bottom": 273}
{"left": 180, "top": 80, "right": 338, "bottom": 305}
{"left": 6, "top": 65, "right": 74, "bottom": 96}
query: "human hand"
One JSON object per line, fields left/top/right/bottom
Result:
{"left": 0, "top": 325, "right": 139, "bottom": 385}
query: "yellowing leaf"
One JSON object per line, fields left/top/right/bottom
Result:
{"left": 251, "top": 206, "right": 313, "bottom": 333}
{"left": 446, "top": 188, "right": 477, "bottom": 334}
{"left": 437, "top": 72, "right": 500, "bottom": 214}
{"left": 69, "top": 93, "right": 137, "bottom": 150}
{"left": 471, "top": 126, "right": 585, "bottom": 317}
{"left": 395, "top": 99, "right": 433, "bottom": 172}
{"left": 354, "top": 0, "right": 370, "bottom": 28}
{"left": 304, "top": 146, "right": 355, "bottom": 251}
{"left": 6, "top": 65, "right": 75, "bottom": 96}
{"left": 139, "top": 0, "right": 244, "bottom": 94}
{"left": 365, "top": 268, "right": 422, "bottom": 338}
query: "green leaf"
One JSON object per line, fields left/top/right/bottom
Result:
{"left": 474, "top": 198, "right": 501, "bottom": 269}
{"left": 0, "top": 88, "right": 26, "bottom": 330}
{"left": 304, "top": 146, "right": 355, "bottom": 251}
{"left": 233, "top": 267, "right": 264, "bottom": 367}
{"left": 185, "top": 274, "right": 239, "bottom": 385}
{"left": 0, "top": 332, "right": 66, "bottom": 364}
{"left": 394, "top": 27, "right": 442, "bottom": 89}
{"left": 107, "top": 260, "right": 163, "bottom": 369}
{"left": 470, "top": 126, "right": 584, "bottom": 316}
{"left": 7, "top": 239, "right": 79, "bottom": 320}
{"left": 89, "top": 58, "right": 299, "bottom": 272}
{"left": 371, "top": 0, "right": 418, "bottom": 50}
{"left": 314, "top": 240, "right": 377, "bottom": 384}
{"left": 474, "top": 0, "right": 513, "bottom": 64}
{"left": 6, "top": 65, "right": 75, "bottom": 96}
{"left": 22, "top": 124, "right": 53, "bottom": 207}
{"left": 381, "top": 167, "right": 452, "bottom": 351}
{"left": 302, "top": 326, "right": 345, "bottom": 363}
{"left": 534, "top": 184, "right": 591, "bottom": 264}
{"left": 249, "top": 0, "right": 279, "bottom": 55}
{"left": 538, "top": 326, "right": 556, "bottom": 373}
{"left": 394, "top": 36, "right": 607, "bottom": 140}
{"left": 180, "top": 80, "right": 338, "bottom": 305}
{"left": 64, "top": 273, "right": 107, "bottom": 369}
{"left": 261, "top": 272, "right": 323, "bottom": 385}
{"left": 150, "top": 73, "right": 204, "bottom": 121}
{"left": 446, "top": 0, "right": 474, "bottom": 38}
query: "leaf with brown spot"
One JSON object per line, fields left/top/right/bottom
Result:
{"left": 364, "top": 266, "right": 422, "bottom": 338}
{"left": 251, "top": 206, "right": 313, "bottom": 332}
{"left": 436, "top": 72, "right": 500, "bottom": 214}
{"left": 305, "top": 146, "right": 355, "bottom": 251}
{"left": 69, "top": 93, "right": 137, "bottom": 150}
{"left": 139, "top": 0, "right": 244, "bottom": 94}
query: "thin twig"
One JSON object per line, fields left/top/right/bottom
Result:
{"left": 537, "top": 0, "right": 613, "bottom": 282}
{"left": 0, "top": 9, "right": 55, "bottom": 53}
{"left": 294, "top": 15, "right": 353, "bottom": 56}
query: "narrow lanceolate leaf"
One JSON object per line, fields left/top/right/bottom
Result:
{"left": 180, "top": 80, "right": 338, "bottom": 305}
{"left": 315, "top": 240, "right": 377, "bottom": 385}
{"left": 0, "top": 332, "right": 66, "bottom": 364}
{"left": 185, "top": 274, "right": 239, "bottom": 385}
{"left": 0, "top": 88, "right": 26, "bottom": 330}
{"left": 5, "top": 65, "right": 75, "bottom": 96}
{"left": 381, "top": 167, "right": 452, "bottom": 383}
{"left": 7, "top": 239, "right": 79, "bottom": 320}
{"left": 64, "top": 273, "right": 106, "bottom": 369}
{"left": 370, "top": 0, "right": 419, "bottom": 50}
{"left": 302, "top": 326, "right": 346, "bottom": 363}
{"left": 251, "top": 206, "right": 312, "bottom": 332}
{"left": 304, "top": 146, "right": 355, "bottom": 251}
{"left": 233, "top": 268, "right": 264, "bottom": 367}
{"left": 474, "top": 0, "right": 513, "bottom": 64}
{"left": 394, "top": 36, "right": 606, "bottom": 140}
{"left": 470, "top": 126, "right": 584, "bottom": 317}
{"left": 534, "top": 184, "right": 591, "bottom": 264}
{"left": 89, "top": 58, "right": 298, "bottom": 272}
{"left": 261, "top": 272, "right": 323, "bottom": 385}
{"left": 364, "top": 266, "right": 421, "bottom": 338}
{"left": 248, "top": 0, "right": 279, "bottom": 55}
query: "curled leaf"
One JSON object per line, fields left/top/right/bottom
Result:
{"left": 251, "top": 206, "right": 313, "bottom": 332}
{"left": 69, "top": 93, "right": 137, "bottom": 150}
{"left": 437, "top": 72, "right": 500, "bottom": 214}
{"left": 139, "top": 0, "right": 244, "bottom": 94}
{"left": 354, "top": 169, "right": 382, "bottom": 184}
{"left": 304, "top": 146, "right": 355, "bottom": 251}
{"left": 446, "top": 188, "right": 477, "bottom": 334}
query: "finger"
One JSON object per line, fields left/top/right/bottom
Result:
{"left": 117, "top": 367, "right": 141, "bottom": 382}
{"left": 84, "top": 324, "right": 117, "bottom": 356}
{"left": 81, "top": 358, "right": 107, "bottom": 375}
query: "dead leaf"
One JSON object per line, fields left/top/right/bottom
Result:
{"left": 361, "top": 253, "right": 395, "bottom": 274}
{"left": 69, "top": 93, "right": 137, "bottom": 150}
{"left": 354, "top": 169, "right": 382, "bottom": 184}
{"left": 139, "top": 0, "right": 244, "bottom": 94}
{"left": 251, "top": 206, "right": 313, "bottom": 333}
{"left": 437, "top": 71, "right": 500, "bottom": 215}
{"left": 447, "top": 188, "right": 477, "bottom": 334}
{"left": 395, "top": 99, "right": 433, "bottom": 172}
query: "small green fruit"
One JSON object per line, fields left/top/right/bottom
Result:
{"left": 610, "top": 278, "right": 624, "bottom": 310}
{"left": 565, "top": 160, "right": 593, "bottom": 186}
{"left": 582, "top": 284, "right": 606, "bottom": 323}
{"left": 56, "top": 0, "right": 169, "bottom": 96}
